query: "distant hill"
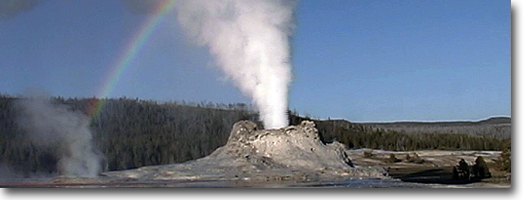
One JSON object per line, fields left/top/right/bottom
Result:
{"left": 359, "top": 117, "right": 511, "bottom": 139}
{"left": 361, "top": 117, "right": 510, "bottom": 126}
{"left": 478, "top": 117, "right": 511, "bottom": 125}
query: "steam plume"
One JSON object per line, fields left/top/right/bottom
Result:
{"left": 16, "top": 97, "right": 101, "bottom": 177}
{"left": 176, "top": 0, "right": 297, "bottom": 129}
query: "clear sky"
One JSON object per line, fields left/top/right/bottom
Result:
{"left": 0, "top": 0, "right": 510, "bottom": 122}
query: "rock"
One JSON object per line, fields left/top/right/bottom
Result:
{"left": 215, "top": 120, "right": 352, "bottom": 170}
{"left": 104, "top": 120, "right": 387, "bottom": 182}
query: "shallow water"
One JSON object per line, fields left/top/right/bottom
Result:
{"left": 293, "top": 179, "right": 429, "bottom": 188}
{"left": 0, "top": 177, "right": 436, "bottom": 188}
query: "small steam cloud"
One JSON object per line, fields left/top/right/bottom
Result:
{"left": 16, "top": 97, "right": 101, "bottom": 177}
{"left": 0, "top": 0, "right": 163, "bottom": 19}
{"left": 0, "top": 0, "right": 42, "bottom": 20}
{"left": 176, "top": 0, "right": 298, "bottom": 129}
{"left": 120, "top": 0, "right": 172, "bottom": 15}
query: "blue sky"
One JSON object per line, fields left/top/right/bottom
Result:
{"left": 0, "top": 0, "right": 510, "bottom": 122}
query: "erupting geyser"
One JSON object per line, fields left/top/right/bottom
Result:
{"left": 176, "top": 0, "right": 297, "bottom": 129}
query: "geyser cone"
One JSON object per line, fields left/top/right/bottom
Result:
{"left": 104, "top": 121, "right": 387, "bottom": 182}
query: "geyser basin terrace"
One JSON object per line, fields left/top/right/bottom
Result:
{"left": 102, "top": 120, "right": 387, "bottom": 182}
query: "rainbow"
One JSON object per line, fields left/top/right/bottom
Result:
{"left": 88, "top": 0, "right": 177, "bottom": 117}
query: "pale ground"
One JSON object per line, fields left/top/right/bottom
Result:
{"left": 347, "top": 148, "right": 501, "bottom": 168}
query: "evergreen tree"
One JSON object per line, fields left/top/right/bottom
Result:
{"left": 472, "top": 156, "right": 491, "bottom": 178}
{"left": 497, "top": 141, "right": 511, "bottom": 173}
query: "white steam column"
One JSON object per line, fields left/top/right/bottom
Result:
{"left": 176, "top": 0, "right": 297, "bottom": 129}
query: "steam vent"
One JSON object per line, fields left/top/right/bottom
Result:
{"left": 104, "top": 121, "right": 387, "bottom": 183}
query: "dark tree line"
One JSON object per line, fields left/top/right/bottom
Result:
{"left": 84, "top": 97, "right": 261, "bottom": 171}
{"left": 363, "top": 119, "right": 511, "bottom": 140}
{"left": 0, "top": 95, "right": 259, "bottom": 175}
{"left": 289, "top": 114, "right": 507, "bottom": 151}
{"left": 0, "top": 95, "right": 509, "bottom": 177}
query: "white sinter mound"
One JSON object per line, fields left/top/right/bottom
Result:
{"left": 104, "top": 121, "right": 387, "bottom": 182}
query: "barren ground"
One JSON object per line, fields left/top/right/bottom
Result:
{"left": 346, "top": 149, "right": 511, "bottom": 188}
